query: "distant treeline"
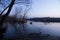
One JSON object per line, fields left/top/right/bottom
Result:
{"left": 27, "top": 17, "right": 60, "bottom": 22}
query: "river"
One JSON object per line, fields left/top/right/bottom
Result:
{"left": 3, "top": 21, "right": 60, "bottom": 39}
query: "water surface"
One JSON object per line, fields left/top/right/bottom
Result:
{"left": 4, "top": 21, "right": 60, "bottom": 38}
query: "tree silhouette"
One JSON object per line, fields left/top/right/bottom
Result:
{"left": 0, "top": 0, "right": 15, "bottom": 39}
{"left": 0, "top": 0, "right": 31, "bottom": 39}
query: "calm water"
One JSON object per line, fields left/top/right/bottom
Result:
{"left": 26, "top": 21, "right": 60, "bottom": 36}
{"left": 3, "top": 21, "right": 60, "bottom": 38}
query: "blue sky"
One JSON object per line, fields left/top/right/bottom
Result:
{"left": 28, "top": 0, "right": 60, "bottom": 18}
{"left": 1, "top": 0, "right": 60, "bottom": 18}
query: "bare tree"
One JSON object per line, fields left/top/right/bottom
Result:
{"left": 0, "top": 0, "right": 15, "bottom": 39}
{"left": 0, "top": 0, "right": 32, "bottom": 39}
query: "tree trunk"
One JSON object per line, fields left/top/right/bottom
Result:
{"left": 0, "top": 0, "right": 15, "bottom": 39}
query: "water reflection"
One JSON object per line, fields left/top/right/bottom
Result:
{"left": 3, "top": 21, "right": 60, "bottom": 39}
{"left": 27, "top": 21, "right": 60, "bottom": 36}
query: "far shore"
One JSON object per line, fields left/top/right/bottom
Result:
{"left": 27, "top": 17, "right": 60, "bottom": 23}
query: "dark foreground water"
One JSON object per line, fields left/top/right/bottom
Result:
{"left": 3, "top": 21, "right": 60, "bottom": 39}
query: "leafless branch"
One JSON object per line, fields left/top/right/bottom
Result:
{"left": 23, "top": 7, "right": 30, "bottom": 19}
{"left": 0, "top": 5, "right": 9, "bottom": 16}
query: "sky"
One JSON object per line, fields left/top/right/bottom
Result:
{"left": 28, "top": 0, "right": 60, "bottom": 18}
{"left": 0, "top": 0, "right": 60, "bottom": 18}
